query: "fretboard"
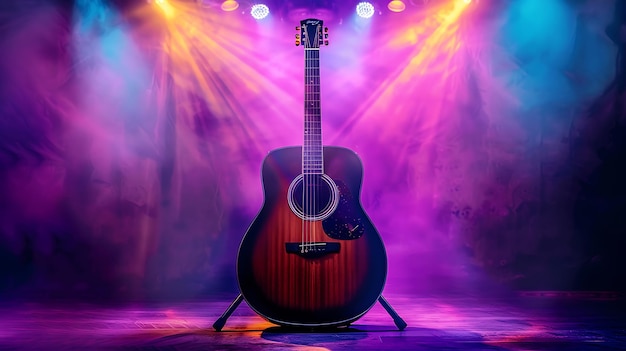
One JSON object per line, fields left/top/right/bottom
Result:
{"left": 303, "top": 48, "right": 322, "bottom": 174}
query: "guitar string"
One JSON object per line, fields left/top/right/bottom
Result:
{"left": 314, "top": 31, "right": 319, "bottom": 297}
{"left": 311, "top": 43, "right": 315, "bottom": 253}
{"left": 311, "top": 54, "right": 314, "bottom": 253}
{"left": 306, "top": 44, "right": 312, "bottom": 253}
{"left": 301, "top": 31, "right": 307, "bottom": 303}
{"left": 301, "top": 41, "right": 306, "bottom": 254}
{"left": 310, "top": 47, "right": 313, "bottom": 254}
{"left": 311, "top": 34, "right": 315, "bottom": 294}
{"left": 303, "top": 32, "right": 322, "bottom": 257}
{"left": 312, "top": 46, "right": 316, "bottom": 253}
{"left": 312, "top": 46, "right": 316, "bottom": 252}
{"left": 307, "top": 46, "right": 310, "bottom": 253}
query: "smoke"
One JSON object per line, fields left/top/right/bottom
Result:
{"left": 0, "top": 0, "right": 621, "bottom": 301}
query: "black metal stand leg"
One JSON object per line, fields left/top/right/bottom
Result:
{"left": 213, "top": 294, "right": 244, "bottom": 331}
{"left": 378, "top": 295, "right": 407, "bottom": 331}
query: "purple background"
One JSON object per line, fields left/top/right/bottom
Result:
{"left": 0, "top": 0, "right": 624, "bottom": 302}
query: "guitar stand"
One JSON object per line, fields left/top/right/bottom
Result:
{"left": 213, "top": 294, "right": 407, "bottom": 331}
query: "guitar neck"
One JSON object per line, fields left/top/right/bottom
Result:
{"left": 303, "top": 48, "right": 322, "bottom": 175}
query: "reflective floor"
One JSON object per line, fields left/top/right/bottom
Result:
{"left": 0, "top": 292, "right": 624, "bottom": 350}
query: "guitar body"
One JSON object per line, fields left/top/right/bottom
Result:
{"left": 237, "top": 146, "right": 387, "bottom": 327}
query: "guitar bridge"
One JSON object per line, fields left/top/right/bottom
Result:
{"left": 285, "top": 242, "right": 340, "bottom": 258}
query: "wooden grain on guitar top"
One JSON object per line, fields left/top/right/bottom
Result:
{"left": 251, "top": 195, "right": 370, "bottom": 312}
{"left": 237, "top": 146, "right": 387, "bottom": 327}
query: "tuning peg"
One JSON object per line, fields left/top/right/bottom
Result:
{"left": 295, "top": 34, "right": 300, "bottom": 39}
{"left": 324, "top": 40, "right": 329, "bottom": 45}
{"left": 296, "top": 26, "right": 301, "bottom": 31}
{"left": 324, "top": 33, "right": 328, "bottom": 39}
{"left": 295, "top": 40, "right": 300, "bottom": 46}
{"left": 324, "top": 27, "right": 328, "bottom": 33}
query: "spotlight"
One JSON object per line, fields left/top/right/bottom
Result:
{"left": 356, "top": 2, "right": 375, "bottom": 19}
{"left": 221, "top": 0, "right": 239, "bottom": 11}
{"left": 152, "top": 0, "right": 175, "bottom": 17}
{"left": 463, "top": 0, "right": 471, "bottom": 3}
{"left": 250, "top": 4, "right": 270, "bottom": 19}
{"left": 387, "top": 0, "right": 405, "bottom": 12}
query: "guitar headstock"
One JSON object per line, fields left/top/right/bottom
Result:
{"left": 295, "top": 18, "right": 329, "bottom": 48}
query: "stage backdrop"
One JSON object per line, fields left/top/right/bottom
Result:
{"left": 0, "top": 0, "right": 624, "bottom": 301}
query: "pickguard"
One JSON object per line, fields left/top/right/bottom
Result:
{"left": 322, "top": 180, "right": 365, "bottom": 240}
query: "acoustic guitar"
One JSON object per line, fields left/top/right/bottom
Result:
{"left": 236, "top": 18, "right": 388, "bottom": 328}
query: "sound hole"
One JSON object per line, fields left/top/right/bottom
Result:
{"left": 287, "top": 174, "right": 339, "bottom": 221}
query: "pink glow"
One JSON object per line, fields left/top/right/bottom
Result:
{"left": 0, "top": 0, "right": 619, "bottom": 299}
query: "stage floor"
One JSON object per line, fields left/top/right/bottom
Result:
{"left": 0, "top": 293, "right": 624, "bottom": 350}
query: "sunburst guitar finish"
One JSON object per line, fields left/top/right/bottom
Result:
{"left": 237, "top": 146, "right": 387, "bottom": 327}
